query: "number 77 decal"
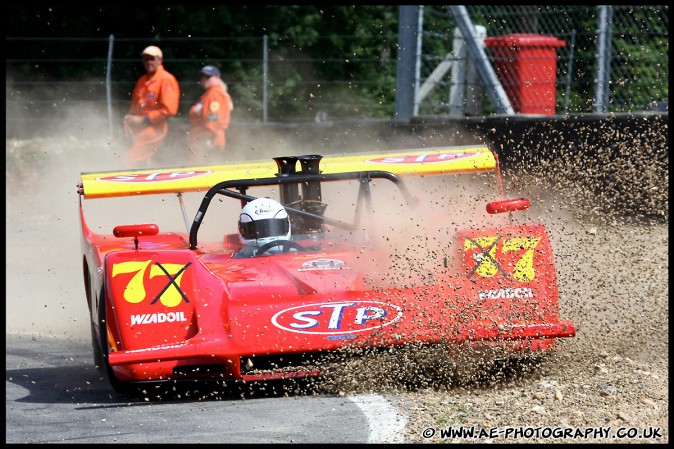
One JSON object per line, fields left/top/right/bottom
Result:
{"left": 464, "top": 236, "right": 542, "bottom": 282}
{"left": 112, "top": 260, "right": 192, "bottom": 307}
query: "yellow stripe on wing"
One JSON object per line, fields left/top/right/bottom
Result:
{"left": 79, "top": 145, "right": 495, "bottom": 199}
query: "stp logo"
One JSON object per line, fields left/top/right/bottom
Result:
{"left": 271, "top": 301, "right": 403, "bottom": 335}
{"left": 366, "top": 152, "right": 478, "bottom": 164}
{"left": 97, "top": 170, "right": 211, "bottom": 183}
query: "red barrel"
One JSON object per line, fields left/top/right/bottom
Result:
{"left": 485, "top": 34, "right": 566, "bottom": 115}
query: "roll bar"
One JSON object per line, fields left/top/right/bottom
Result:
{"left": 188, "top": 170, "right": 411, "bottom": 250}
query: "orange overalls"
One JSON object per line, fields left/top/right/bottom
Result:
{"left": 188, "top": 82, "right": 232, "bottom": 152}
{"left": 124, "top": 65, "right": 180, "bottom": 163}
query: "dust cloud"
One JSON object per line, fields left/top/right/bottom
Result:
{"left": 5, "top": 87, "right": 483, "bottom": 340}
{"left": 7, "top": 99, "right": 121, "bottom": 341}
{"left": 4, "top": 89, "right": 355, "bottom": 340}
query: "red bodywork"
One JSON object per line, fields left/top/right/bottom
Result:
{"left": 79, "top": 149, "right": 575, "bottom": 389}
{"left": 81, "top": 214, "right": 574, "bottom": 385}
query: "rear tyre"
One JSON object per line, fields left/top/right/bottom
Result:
{"left": 90, "top": 316, "right": 104, "bottom": 370}
{"left": 98, "top": 287, "right": 133, "bottom": 395}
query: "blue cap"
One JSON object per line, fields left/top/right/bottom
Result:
{"left": 200, "top": 65, "right": 220, "bottom": 77}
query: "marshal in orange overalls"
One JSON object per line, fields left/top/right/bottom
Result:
{"left": 124, "top": 65, "right": 180, "bottom": 164}
{"left": 188, "top": 80, "right": 233, "bottom": 161}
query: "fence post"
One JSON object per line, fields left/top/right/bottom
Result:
{"left": 563, "top": 30, "right": 576, "bottom": 114}
{"left": 594, "top": 5, "right": 612, "bottom": 113}
{"left": 450, "top": 25, "right": 486, "bottom": 116}
{"left": 449, "top": 27, "right": 467, "bottom": 116}
{"left": 464, "top": 25, "right": 486, "bottom": 116}
{"left": 263, "top": 34, "right": 269, "bottom": 123}
{"left": 412, "top": 5, "right": 424, "bottom": 117}
{"left": 106, "top": 34, "right": 115, "bottom": 138}
{"left": 395, "top": 5, "right": 422, "bottom": 122}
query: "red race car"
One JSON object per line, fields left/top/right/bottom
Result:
{"left": 78, "top": 145, "right": 575, "bottom": 394}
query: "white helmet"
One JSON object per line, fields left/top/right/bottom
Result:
{"left": 238, "top": 197, "right": 291, "bottom": 246}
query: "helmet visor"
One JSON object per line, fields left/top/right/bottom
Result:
{"left": 239, "top": 218, "right": 290, "bottom": 241}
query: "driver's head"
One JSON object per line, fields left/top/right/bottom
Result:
{"left": 238, "top": 197, "right": 291, "bottom": 246}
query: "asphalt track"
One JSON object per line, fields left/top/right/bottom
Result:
{"left": 5, "top": 333, "right": 408, "bottom": 443}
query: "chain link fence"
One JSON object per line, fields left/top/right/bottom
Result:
{"left": 5, "top": 33, "right": 402, "bottom": 139}
{"left": 5, "top": 5, "right": 668, "bottom": 139}
{"left": 419, "top": 5, "right": 668, "bottom": 116}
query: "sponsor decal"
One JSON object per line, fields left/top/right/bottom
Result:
{"left": 464, "top": 236, "right": 542, "bottom": 282}
{"left": 97, "top": 170, "right": 211, "bottom": 183}
{"left": 365, "top": 152, "right": 478, "bottom": 165}
{"left": 298, "top": 258, "right": 346, "bottom": 271}
{"left": 210, "top": 101, "right": 220, "bottom": 112}
{"left": 327, "top": 334, "right": 358, "bottom": 341}
{"left": 130, "top": 311, "right": 188, "bottom": 325}
{"left": 112, "top": 261, "right": 191, "bottom": 307}
{"left": 479, "top": 287, "right": 535, "bottom": 301}
{"left": 272, "top": 301, "right": 403, "bottom": 335}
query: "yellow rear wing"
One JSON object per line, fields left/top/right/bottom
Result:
{"left": 78, "top": 145, "right": 496, "bottom": 199}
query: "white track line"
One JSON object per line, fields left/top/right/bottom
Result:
{"left": 349, "top": 394, "right": 408, "bottom": 443}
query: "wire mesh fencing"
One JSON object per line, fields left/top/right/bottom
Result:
{"left": 5, "top": 5, "right": 668, "bottom": 139}
{"left": 419, "top": 5, "right": 668, "bottom": 115}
